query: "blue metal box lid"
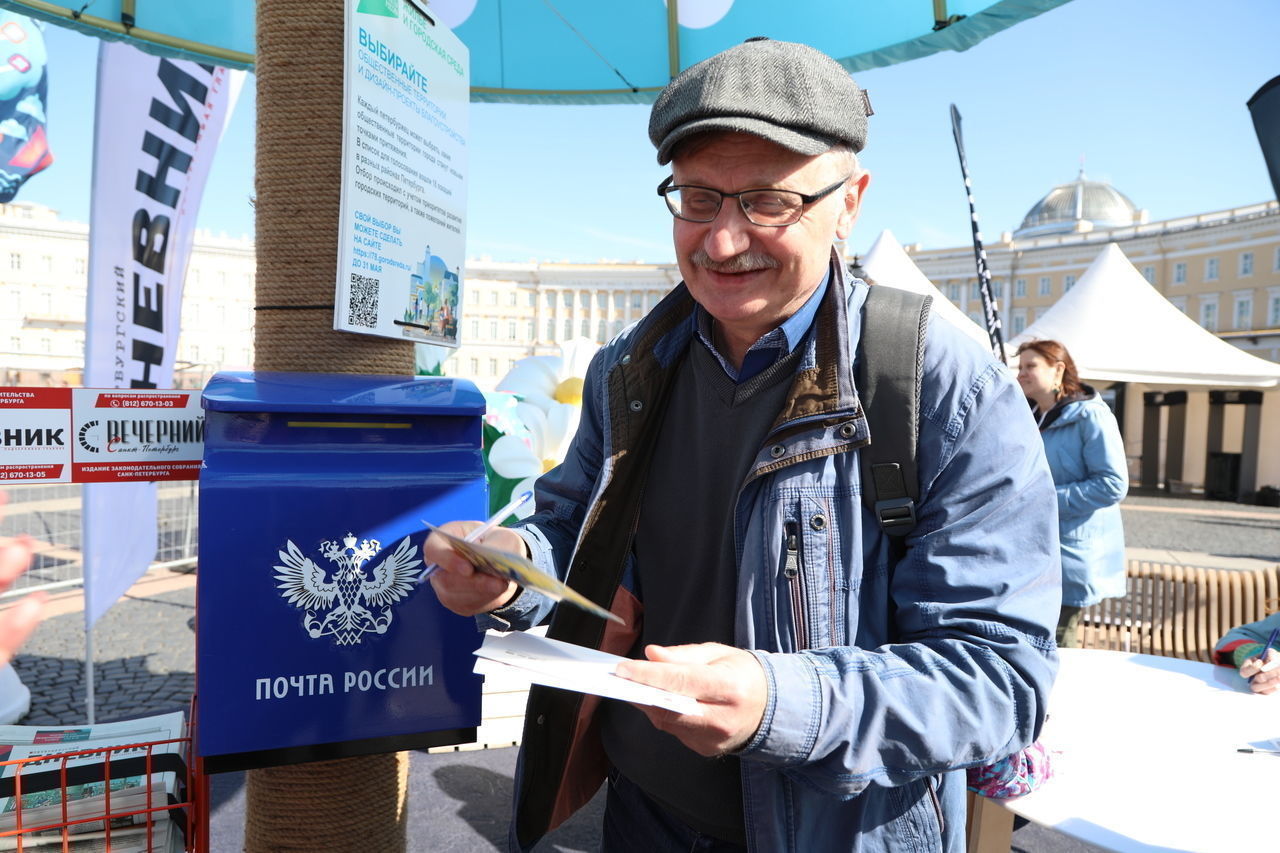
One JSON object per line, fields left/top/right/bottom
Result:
{"left": 202, "top": 371, "right": 486, "bottom": 416}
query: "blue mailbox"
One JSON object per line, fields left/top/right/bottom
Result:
{"left": 197, "top": 371, "right": 487, "bottom": 772}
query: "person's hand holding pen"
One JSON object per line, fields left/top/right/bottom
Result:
{"left": 1238, "top": 627, "right": 1280, "bottom": 695}
{"left": 423, "top": 491, "right": 532, "bottom": 618}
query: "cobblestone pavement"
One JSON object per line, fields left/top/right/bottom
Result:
{"left": 13, "top": 584, "right": 195, "bottom": 725}
{"left": 1121, "top": 491, "right": 1280, "bottom": 562}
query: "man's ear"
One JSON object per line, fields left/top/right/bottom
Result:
{"left": 835, "top": 171, "right": 871, "bottom": 240}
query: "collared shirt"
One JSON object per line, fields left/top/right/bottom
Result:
{"left": 692, "top": 269, "right": 830, "bottom": 383}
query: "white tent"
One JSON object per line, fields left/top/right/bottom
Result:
{"left": 859, "top": 230, "right": 994, "bottom": 351}
{"left": 1012, "top": 243, "right": 1280, "bottom": 388}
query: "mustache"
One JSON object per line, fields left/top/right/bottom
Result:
{"left": 690, "top": 249, "right": 780, "bottom": 274}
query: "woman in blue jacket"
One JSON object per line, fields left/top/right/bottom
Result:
{"left": 1017, "top": 339, "right": 1128, "bottom": 647}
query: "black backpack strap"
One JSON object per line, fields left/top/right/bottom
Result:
{"left": 855, "top": 286, "right": 931, "bottom": 537}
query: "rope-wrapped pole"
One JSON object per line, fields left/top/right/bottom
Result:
{"left": 246, "top": 1, "right": 411, "bottom": 849}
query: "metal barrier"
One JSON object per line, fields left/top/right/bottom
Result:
{"left": 0, "top": 482, "right": 199, "bottom": 597}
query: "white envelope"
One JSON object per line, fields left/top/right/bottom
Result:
{"left": 473, "top": 630, "right": 702, "bottom": 716}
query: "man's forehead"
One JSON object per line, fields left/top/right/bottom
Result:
{"left": 671, "top": 134, "right": 840, "bottom": 183}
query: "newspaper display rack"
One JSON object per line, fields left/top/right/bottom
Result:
{"left": 0, "top": 703, "right": 210, "bottom": 853}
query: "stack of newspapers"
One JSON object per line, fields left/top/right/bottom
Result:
{"left": 0, "top": 710, "right": 187, "bottom": 853}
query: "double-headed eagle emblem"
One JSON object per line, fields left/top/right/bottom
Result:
{"left": 273, "top": 533, "right": 422, "bottom": 645}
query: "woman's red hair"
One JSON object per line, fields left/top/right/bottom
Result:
{"left": 1016, "top": 339, "right": 1084, "bottom": 397}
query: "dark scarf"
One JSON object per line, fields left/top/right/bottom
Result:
{"left": 1031, "top": 383, "right": 1097, "bottom": 431}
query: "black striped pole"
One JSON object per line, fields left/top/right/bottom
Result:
{"left": 950, "top": 104, "right": 1005, "bottom": 360}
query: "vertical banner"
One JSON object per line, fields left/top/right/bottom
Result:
{"left": 334, "top": 0, "right": 470, "bottom": 348}
{"left": 949, "top": 104, "right": 1005, "bottom": 360}
{"left": 1247, "top": 75, "right": 1280, "bottom": 202}
{"left": 83, "top": 42, "right": 240, "bottom": 627}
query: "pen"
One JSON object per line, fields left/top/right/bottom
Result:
{"left": 418, "top": 490, "right": 534, "bottom": 582}
{"left": 1249, "top": 626, "right": 1280, "bottom": 680}
{"left": 1237, "top": 748, "right": 1280, "bottom": 755}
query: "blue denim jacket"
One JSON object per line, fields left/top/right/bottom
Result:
{"left": 484, "top": 260, "right": 1060, "bottom": 852}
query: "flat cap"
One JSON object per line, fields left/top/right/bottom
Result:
{"left": 649, "top": 37, "right": 870, "bottom": 165}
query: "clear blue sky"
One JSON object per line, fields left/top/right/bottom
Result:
{"left": 19, "top": 0, "right": 1280, "bottom": 263}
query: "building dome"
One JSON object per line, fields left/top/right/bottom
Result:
{"left": 1014, "top": 170, "right": 1139, "bottom": 238}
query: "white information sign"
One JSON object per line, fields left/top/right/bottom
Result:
{"left": 0, "top": 388, "right": 203, "bottom": 484}
{"left": 335, "top": 0, "right": 469, "bottom": 347}
{"left": 0, "top": 388, "right": 72, "bottom": 484}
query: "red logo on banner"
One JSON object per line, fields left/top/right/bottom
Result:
{"left": 0, "top": 463, "right": 64, "bottom": 481}
{"left": 72, "top": 461, "right": 201, "bottom": 483}
{"left": 0, "top": 388, "right": 71, "bottom": 408}
{"left": 93, "top": 392, "right": 190, "bottom": 409}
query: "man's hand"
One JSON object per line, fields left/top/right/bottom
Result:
{"left": 615, "top": 642, "right": 767, "bottom": 756}
{"left": 423, "top": 521, "right": 525, "bottom": 617}
{"left": 0, "top": 494, "right": 45, "bottom": 668}
{"left": 1239, "top": 647, "right": 1280, "bottom": 696}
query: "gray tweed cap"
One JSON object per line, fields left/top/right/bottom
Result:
{"left": 649, "top": 37, "right": 870, "bottom": 165}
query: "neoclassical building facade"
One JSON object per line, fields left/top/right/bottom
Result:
{"left": 899, "top": 173, "right": 1280, "bottom": 365}
{"left": 896, "top": 175, "right": 1280, "bottom": 493}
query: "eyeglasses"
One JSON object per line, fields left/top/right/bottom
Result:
{"left": 657, "top": 175, "right": 851, "bottom": 227}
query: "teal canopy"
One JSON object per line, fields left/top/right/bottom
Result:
{"left": 0, "top": 0, "right": 1072, "bottom": 102}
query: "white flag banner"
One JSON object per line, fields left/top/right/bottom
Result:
{"left": 83, "top": 42, "right": 242, "bottom": 627}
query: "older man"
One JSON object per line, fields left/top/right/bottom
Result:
{"left": 427, "top": 38, "right": 1059, "bottom": 852}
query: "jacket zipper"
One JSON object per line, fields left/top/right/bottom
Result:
{"left": 783, "top": 521, "right": 809, "bottom": 650}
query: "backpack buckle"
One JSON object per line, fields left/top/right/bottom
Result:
{"left": 875, "top": 497, "right": 916, "bottom": 535}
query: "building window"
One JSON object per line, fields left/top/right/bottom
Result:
{"left": 1014, "top": 278, "right": 1026, "bottom": 298}
{"left": 597, "top": 292, "right": 608, "bottom": 309}
{"left": 41, "top": 255, "right": 52, "bottom": 272}
{"left": 1173, "top": 262, "right": 1187, "bottom": 284}
{"left": 1064, "top": 275, "right": 1076, "bottom": 292}
{"left": 1274, "top": 247, "right": 1280, "bottom": 272}
{"left": 614, "top": 292, "right": 625, "bottom": 309}
{"left": 527, "top": 292, "right": 536, "bottom": 307}
{"left": 8, "top": 253, "right": 19, "bottom": 270}
{"left": 469, "top": 320, "right": 479, "bottom": 338}
{"left": 612, "top": 319, "right": 624, "bottom": 337}
{"left": 1142, "top": 265, "right": 1156, "bottom": 284}
{"left": 1199, "top": 298, "right": 1218, "bottom": 331}
{"left": 75, "top": 258, "right": 87, "bottom": 275}
{"left": 507, "top": 321, "right": 517, "bottom": 340}
{"left": 1205, "top": 257, "right": 1219, "bottom": 281}
{"left": 1170, "top": 296, "right": 1188, "bottom": 315}
{"left": 1240, "top": 252, "right": 1254, "bottom": 277}
{"left": 947, "top": 283, "right": 960, "bottom": 302}
{"left": 563, "top": 291, "right": 574, "bottom": 308}
{"left": 970, "top": 281, "right": 980, "bottom": 300}
{"left": 488, "top": 291, "right": 498, "bottom": 306}
{"left": 489, "top": 358, "right": 499, "bottom": 376}
{"left": 507, "top": 292, "right": 517, "bottom": 306}
{"left": 597, "top": 319, "right": 607, "bottom": 341}
{"left": 545, "top": 318, "right": 554, "bottom": 340}
{"left": 563, "top": 318, "right": 572, "bottom": 339}
{"left": 1268, "top": 291, "right": 1280, "bottom": 326}
{"left": 1234, "top": 295, "right": 1252, "bottom": 330}
{"left": 525, "top": 321, "right": 534, "bottom": 340}
{"left": 631, "top": 294, "right": 643, "bottom": 310}
{"left": 468, "top": 358, "right": 479, "bottom": 375}
{"left": 1011, "top": 309, "right": 1026, "bottom": 335}
{"left": 489, "top": 320, "right": 498, "bottom": 339}
{"left": 580, "top": 318, "right": 590, "bottom": 337}
{"left": 545, "top": 292, "right": 555, "bottom": 308}
{"left": 1038, "top": 276, "right": 1051, "bottom": 296}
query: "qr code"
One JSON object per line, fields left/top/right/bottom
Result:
{"left": 348, "top": 273, "right": 380, "bottom": 328}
